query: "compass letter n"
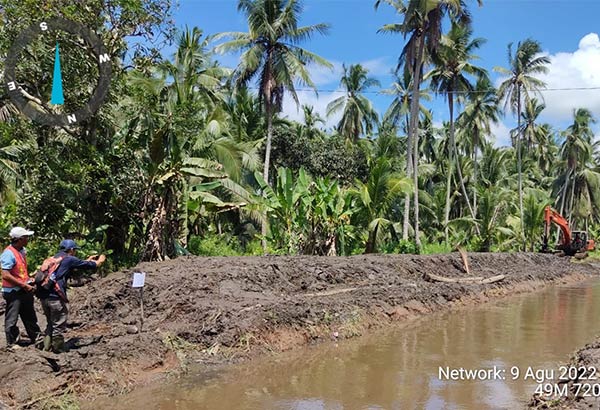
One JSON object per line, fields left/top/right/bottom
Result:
{"left": 99, "top": 54, "right": 110, "bottom": 64}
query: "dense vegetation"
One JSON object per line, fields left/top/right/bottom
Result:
{"left": 1, "top": 0, "right": 598, "bottom": 269}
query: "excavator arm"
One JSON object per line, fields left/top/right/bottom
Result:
{"left": 542, "top": 206, "right": 572, "bottom": 252}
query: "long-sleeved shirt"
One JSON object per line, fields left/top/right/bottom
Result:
{"left": 45, "top": 251, "right": 97, "bottom": 300}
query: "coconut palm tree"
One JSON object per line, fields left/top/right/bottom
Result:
{"left": 457, "top": 76, "right": 499, "bottom": 214}
{"left": 381, "top": 68, "right": 430, "bottom": 240}
{"left": 302, "top": 104, "right": 325, "bottom": 130}
{"left": 517, "top": 97, "right": 546, "bottom": 154}
{"left": 495, "top": 38, "right": 550, "bottom": 247}
{"left": 375, "top": 0, "right": 481, "bottom": 247}
{"left": 215, "top": 0, "right": 331, "bottom": 251}
{"left": 326, "top": 64, "right": 380, "bottom": 142}
{"left": 532, "top": 123, "right": 557, "bottom": 176}
{"left": 428, "top": 22, "right": 486, "bottom": 241}
{"left": 556, "top": 108, "right": 597, "bottom": 224}
{"left": 215, "top": 0, "right": 332, "bottom": 184}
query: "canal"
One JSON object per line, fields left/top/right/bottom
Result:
{"left": 93, "top": 278, "right": 600, "bottom": 409}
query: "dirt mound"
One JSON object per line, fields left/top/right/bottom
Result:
{"left": 0, "top": 252, "right": 594, "bottom": 408}
{"left": 527, "top": 338, "right": 600, "bottom": 409}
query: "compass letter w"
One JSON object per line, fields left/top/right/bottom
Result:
{"left": 99, "top": 54, "right": 111, "bottom": 64}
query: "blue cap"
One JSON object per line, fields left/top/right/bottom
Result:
{"left": 59, "top": 239, "right": 80, "bottom": 250}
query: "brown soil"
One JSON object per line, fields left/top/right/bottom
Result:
{"left": 0, "top": 252, "right": 595, "bottom": 409}
{"left": 527, "top": 339, "right": 600, "bottom": 409}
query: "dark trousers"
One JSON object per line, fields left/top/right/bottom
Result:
{"left": 3, "top": 290, "right": 41, "bottom": 345}
{"left": 41, "top": 298, "right": 68, "bottom": 337}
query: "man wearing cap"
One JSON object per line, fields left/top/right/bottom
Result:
{"left": 1, "top": 227, "right": 41, "bottom": 348}
{"left": 39, "top": 239, "right": 105, "bottom": 353}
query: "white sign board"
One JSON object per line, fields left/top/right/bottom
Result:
{"left": 132, "top": 272, "right": 146, "bottom": 288}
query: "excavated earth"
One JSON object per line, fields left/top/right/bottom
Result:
{"left": 0, "top": 252, "right": 596, "bottom": 409}
{"left": 528, "top": 341, "right": 600, "bottom": 409}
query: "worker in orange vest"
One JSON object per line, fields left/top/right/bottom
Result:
{"left": 1, "top": 227, "right": 41, "bottom": 348}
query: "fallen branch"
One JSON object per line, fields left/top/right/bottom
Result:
{"left": 425, "top": 272, "right": 505, "bottom": 284}
{"left": 479, "top": 274, "right": 505, "bottom": 284}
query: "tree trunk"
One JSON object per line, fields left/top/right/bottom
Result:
{"left": 448, "top": 90, "right": 479, "bottom": 235}
{"left": 517, "top": 87, "right": 525, "bottom": 250}
{"left": 261, "top": 102, "right": 273, "bottom": 253}
{"left": 403, "top": 114, "right": 412, "bottom": 240}
{"left": 177, "top": 178, "right": 189, "bottom": 250}
{"left": 142, "top": 187, "right": 170, "bottom": 261}
{"left": 410, "top": 34, "right": 426, "bottom": 249}
{"left": 444, "top": 158, "right": 453, "bottom": 245}
{"left": 473, "top": 128, "right": 479, "bottom": 216}
{"left": 568, "top": 170, "right": 577, "bottom": 225}
{"left": 365, "top": 226, "right": 377, "bottom": 254}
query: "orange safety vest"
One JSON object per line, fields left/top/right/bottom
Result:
{"left": 2, "top": 245, "right": 28, "bottom": 288}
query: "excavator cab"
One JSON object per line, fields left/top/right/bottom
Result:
{"left": 561, "top": 231, "right": 589, "bottom": 255}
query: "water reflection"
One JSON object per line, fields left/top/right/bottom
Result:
{"left": 93, "top": 279, "right": 600, "bottom": 410}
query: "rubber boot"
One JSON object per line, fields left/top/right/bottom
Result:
{"left": 51, "top": 335, "right": 67, "bottom": 353}
{"left": 42, "top": 335, "right": 52, "bottom": 351}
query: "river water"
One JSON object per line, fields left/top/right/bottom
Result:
{"left": 97, "top": 278, "right": 600, "bottom": 410}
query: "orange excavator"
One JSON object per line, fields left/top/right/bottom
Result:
{"left": 541, "top": 206, "right": 595, "bottom": 256}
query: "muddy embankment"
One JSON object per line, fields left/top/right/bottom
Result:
{"left": 0, "top": 253, "right": 596, "bottom": 409}
{"left": 528, "top": 339, "right": 600, "bottom": 409}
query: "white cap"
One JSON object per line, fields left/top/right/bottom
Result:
{"left": 9, "top": 227, "right": 34, "bottom": 239}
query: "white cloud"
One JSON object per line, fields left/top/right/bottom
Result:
{"left": 307, "top": 60, "right": 343, "bottom": 86}
{"left": 306, "top": 56, "right": 391, "bottom": 87}
{"left": 281, "top": 89, "right": 343, "bottom": 130}
{"left": 490, "top": 121, "right": 512, "bottom": 148}
{"left": 281, "top": 56, "right": 392, "bottom": 129}
{"left": 534, "top": 33, "right": 600, "bottom": 121}
{"left": 361, "top": 57, "right": 392, "bottom": 77}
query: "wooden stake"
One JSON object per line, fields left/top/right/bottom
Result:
{"left": 457, "top": 247, "right": 471, "bottom": 275}
{"left": 139, "top": 286, "right": 144, "bottom": 335}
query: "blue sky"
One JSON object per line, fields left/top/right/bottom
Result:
{"left": 170, "top": 0, "right": 600, "bottom": 146}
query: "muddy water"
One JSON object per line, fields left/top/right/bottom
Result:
{"left": 99, "top": 279, "right": 600, "bottom": 410}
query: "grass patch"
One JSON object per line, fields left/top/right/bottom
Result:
{"left": 39, "top": 391, "right": 79, "bottom": 410}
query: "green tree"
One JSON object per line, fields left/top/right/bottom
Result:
{"left": 518, "top": 98, "right": 545, "bottom": 154}
{"left": 457, "top": 76, "right": 499, "bottom": 214}
{"left": 126, "top": 28, "right": 246, "bottom": 260}
{"left": 375, "top": 0, "right": 482, "bottom": 248}
{"left": 350, "top": 157, "right": 411, "bottom": 253}
{"left": 428, "top": 22, "right": 486, "bottom": 241}
{"left": 215, "top": 0, "right": 332, "bottom": 184}
{"left": 495, "top": 38, "right": 549, "bottom": 247}
{"left": 381, "top": 69, "right": 430, "bottom": 240}
{"left": 556, "top": 108, "right": 598, "bottom": 227}
{"left": 216, "top": 0, "right": 331, "bottom": 251}
{"left": 326, "top": 64, "right": 380, "bottom": 142}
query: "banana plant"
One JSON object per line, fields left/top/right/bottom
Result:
{"left": 255, "top": 167, "right": 355, "bottom": 255}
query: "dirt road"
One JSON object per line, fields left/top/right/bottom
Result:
{"left": 0, "top": 253, "right": 595, "bottom": 408}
